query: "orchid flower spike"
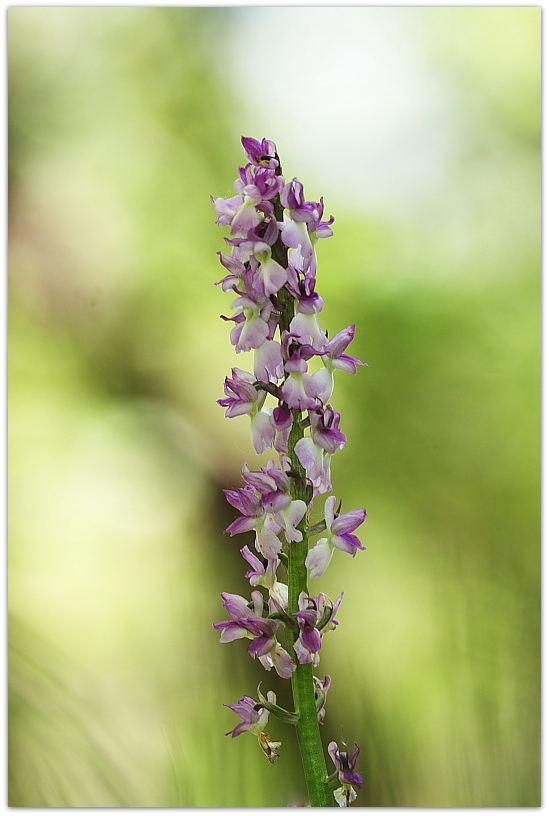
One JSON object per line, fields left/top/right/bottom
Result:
{"left": 212, "top": 136, "right": 368, "bottom": 807}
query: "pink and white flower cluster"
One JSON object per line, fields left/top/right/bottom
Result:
{"left": 212, "top": 138, "right": 365, "bottom": 804}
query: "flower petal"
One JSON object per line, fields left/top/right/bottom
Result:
{"left": 305, "top": 538, "right": 333, "bottom": 579}
{"left": 251, "top": 410, "right": 276, "bottom": 455}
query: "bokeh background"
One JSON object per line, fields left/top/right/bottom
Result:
{"left": 8, "top": 7, "right": 540, "bottom": 807}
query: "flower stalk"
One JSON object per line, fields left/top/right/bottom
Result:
{"left": 212, "top": 137, "right": 367, "bottom": 806}
{"left": 287, "top": 412, "right": 333, "bottom": 806}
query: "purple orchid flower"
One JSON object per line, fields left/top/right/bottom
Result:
{"left": 223, "top": 484, "right": 283, "bottom": 559}
{"left": 217, "top": 371, "right": 278, "bottom": 454}
{"left": 281, "top": 332, "right": 325, "bottom": 374}
{"left": 328, "top": 741, "right": 363, "bottom": 807}
{"left": 225, "top": 194, "right": 265, "bottom": 238}
{"left": 278, "top": 332, "right": 325, "bottom": 411}
{"left": 234, "top": 164, "right": 282, "bottom": 203}
{"left": 218, "top": 368, "right": 278, "bottom": 454}
{"left": 301, "top": 196, "right": 335, "bottom": 239}
{"left": 213, "top": 591, "right": 296, "bottom": 679}
{"left": 314, "top": 675, "right": 331, "bottom": 725}
{"left": 222, "top": 287, "right": 274, "bottom": 353}
{"left": 294, "top": 406, "right": 347, "bottom": 495}
{"left": 217, "top": 165, "right": 280, "bottom": 237}
{"left": 313, "top": 324, "right": 367, "bottom": 403}
{"left": 292, "top": 591, "right": 343, "bottom": 666}
{"left": 225, "top": 216, "right": 287, "bottom": 298}
{"left": 305, "top": 496, "right": 367, "bottom": 578}
{"left": 325, "top": 325, "right": 366, "bottom": 374}
{"left": 215, "top": 250, "right": 248, "bottom": 293}
{"left": 252, "top": 242, "right": 288, "bottom": 296}
{"left": 285, "top": 268, "right": 327, "bottom": 348}
{"left": 241, "top": 462, "right": 307, "bottom": 543}
{"left": 241, "top": 136, "right": 279, "bottom": 169}
{"left": 242, "top": 461, "right": 291, "bottom": 509}
{"left": 280, "top": 189, "right": 335, "bottom": 276}
{"left": 225, "top": 692, "right": 272, "bottom": 738}
{"left": 286, "top": 268, "right": 325, "bottom": 316}
{"left": 280, "top": 177, "right": 306, "bottom": 213}
{"left": 224, "top": 463, "right": 307, "bottom": 553}
{"left": 218, "top": 368, "right": 263, "bottom": 418}
{"left": 278, "top": 372, "right": 319, "bottom": 412}
{"left": 240, "top": 546, "right": 288, "bottom": 611}
{"left": 225, "top": 687, "right": 282, "bottom": 763}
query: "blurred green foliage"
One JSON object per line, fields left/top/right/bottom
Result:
{"left": 9, "top": 7, "right": 540, "bottom": 807}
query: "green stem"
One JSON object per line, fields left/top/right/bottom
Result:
{"left": 286, "top": 403, "right": 333, "bottom": 807}
{"left": 271, "top": 185, "right": 333, "bottom": 807}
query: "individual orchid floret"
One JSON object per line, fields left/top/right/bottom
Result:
{"left": 309, "top": 405, "right": 347, "bottom": 453}
{"left": 280, "top": 218, "right": 315, "bottom": 272}
{"left": 225, "top": 206, "right": 276, "bottom": 257}
{"left": 225, "top": 687, "right": 282, "bottom": 763}
{"left": 218, "top": 368, "right": 277, "bottom": 453}
{"left": 240, "top": 545, "right": 288, "bottom": 611}
{"left": 314, "top": 675, "right": 331, "bottom": 725}
{"left": 280, "top": 177, "right": 306, "bottom": 213}
{"left": 294, "top": 406, "right": 347, "bottom": 495}
{"left": 241, "top": 463, "right": 307, "bottom": 543}
{"left": 313, "top": 324, "right": 367, "bottom": 404}
{"left": 278, "top": 332, "right": 325, "bottom": 411}
{"left": 276, "top": 499, "right": 308, "bottom": 544}
{"left": 225, "top": 691, "right": 271, "bottom": 738}
{"left": 286, "top": 268, "right": 327, "bottom": 349}
{"left": 253, "top": 241, "right": 288, "bottom": 296}
{"left": 215, "top": 250, "right": 248, "bottom": 293}
{"left": 229, "top": 216, "right": 288, "bottom": 297}
{"left": 221, "top": 165, "right": 281, "bottom": 237}
{"left": 298, "top": 196, "right": 335, "bottom": 242}
{"left": 279, "top": 179, "right": 319, "bottom": 266}
{"left": 213, "top": 590, "right": 269, "bottom": 646}
{"left": 221, "top": 193, "right": 263, "bottom": 238}
{"left": 242, "top": 461, "right": 292, "bottom": 510}
{"left": 241, "top": 136, "right": 279, "bottom": 169}
{"left": 213, "top": 591, "right": 296, "bottom": 679}
{"left": 290, "top": 311, "right": 327, "bottom": 352}
{"left": 259, "top": 641, "right": 298, "bottom": 679}
{"left": 223, "top": 485, "right": 283, "bottom": 559}
{"left": 292, "top": 591, "right": 343, "bottom": 666}
{"left": 316, "top": 325, "right": 365, "bottom": 402}
{"left": 224, "top": 290, "right": 273, "bottom": 353}
{"left": 325, "top": 325, "right": 365, "bottom": 374}
{"left": 283, "top": 186, "right": 333, "bottom": 235}
{"left": 286, "top": 267, "right": 324, "bottom": 314}
{"left": 234, "top": 164, "right": 282, "bottom": 203}
{"left": 280, "top": 188, "right": 335, "bottom": 276}
{"left": 306, "top": 496, "right": 367, "bottom": 578}
{"left": 218, "top": 368, "right": 265, "bottom": 418}
{"left": 328, "top": 741, "right": 364, "bottom": 807}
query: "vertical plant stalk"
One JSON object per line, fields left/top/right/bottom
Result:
{"left": 277, "top": 279, "right": 333, "bottom": 806}
{"left": 288, "top": 416, "right": 334, "bottom": 807}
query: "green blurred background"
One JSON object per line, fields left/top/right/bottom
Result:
{"left": 8, "top": 7, "right": 540, "bottom": 807}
